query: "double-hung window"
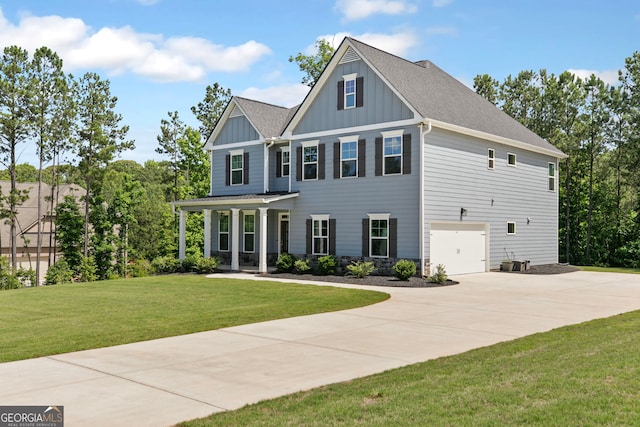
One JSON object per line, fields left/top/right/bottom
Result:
{"left": 311, "top": 215, "right": 329, "bottom": 255}
{"left": 340, "top": 136, "right": 358, "bottom": 178}
{"left": 230, "top": 150, "right": 244, "bottom": 185}
{"left": 369, "top": 213, "right": 390, "bottom": 258}
{"left": 343, "top": 73, "right": 357, "bottom": 109}
{"left": 282, "top": 149, "right": 290, "bottom": 177}
{"left": 488, "top": 148, "right": 495, "bottom": 170}
{"left": 302, "top": 141, "right": 318, "bottom": 180}
{"left": 243, "top": 212, "right": 255, "bottom": 252}
{"left": 548, "top": 162, "right": 556, "bottom": 191}
{"left": 382, "top": 130, "right": 403, "bottom": 175}
{"left": 218, "top": 212, "right": 229, "bottom": 251}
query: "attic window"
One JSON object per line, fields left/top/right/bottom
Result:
{"left": 343, "top": 73, "right": 357, "bottom": 109}
{"left": 337, "top": 75, "right": 364, "bottom": 110}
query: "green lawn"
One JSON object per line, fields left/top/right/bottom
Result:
{"left": 0, "top": 275, "right": 388, "bottom": 362}
{"left": 579, "top": 265, "right": 640, "bottom": 274}
{"left": 181, "top": 310, "right": 640, "bottom": 426}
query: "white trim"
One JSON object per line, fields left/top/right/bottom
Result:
{"left": 301, "top": 141, "right": 319, "bottom": 181}
{"left": 339, "top": 136, "right": 359, "bottom": 179}
{"left": 488, "top": 148, "right": 495, "bottom": 170}
{"left": 229, "top": 149, "right": 244, "bottom": 156}
{"left": 218, "top": 211, "right": 230, "bottom": 252}
{"left": 210, "top": 139, "right": 262, "bottom": 151}
{"left": 382, "top": 131, "right": 403, "bottom": 176}
{"left": 367, "top": 213, "right": 390, "bottom": 258}
{"left": 367, "top": 213, "right": 390, "bottom": 220}
{"left": 311, "top": 214, "right": 330, "bottom": 221}
{"left": 342, "top": 73, "right": 357, "bottom": 109}
{"left": 507, "top": 221, "right": 517, "bottom": 235}
{"left": 381, "top": 129, "right": 403, "bottom": 139}
{"left": 171, "top": 192, "right": 300, "bottom": 208}
{"left": 205, "top": 98, "right": 264, "bottom": 150}
{"left": 310, "top": 214, "right": 330, "bottom": 256}
{"left": 230, "top": 150, "right": 244, "bottom": 186}
{"left": 242, "top": 211, "right": 256, "bottom": 253}
{"left": 281, "top": 147, "right": 290, "bottom": 177}
{"left": 548, "top": 161, "right": 556, "bottom": 192}
{"left": 507, "top": 152, "right": 517, "bottom": 167}
{"left": 301, "top": 139, "right": 319, "bottom": 148}
{"left": 286, "top": 118, "right": 417, "bottom": 141}
{"left": 342, "top": 73, "right": 357, "bottom": 81}
{"left": 277, "top": 211, "right": 290, "bottom": 256}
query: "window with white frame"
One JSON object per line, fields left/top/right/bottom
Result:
{"left": 302, "top": 141, "right": 318, "bottom": 180}
{"left": 243, "top": 212, "right": 255, "bottom": 252}
{"left": 312, "top": 215, "right": 329, "bottom": 255}
{"left": 343, "top": 73, "right": 357, "bottom": 109}
{"left": 548, "top": 162, "right": 556, "bottom": 191}
{"left": 369, "top": 213, "right": 390, "bottom": 257}
{"left": 507, "top": 152, "right": 517, "bottom": 167}
{"left": 488, "top": 148, "right": 495, "bottom": 170}
{"left": 340, "top": 136, "right": 358, "bottom": 178}
{"left": 218, "top": 212, "right": 229, "bottom": 251}
{"left": 382, "top": 130, "right": 403, "bottom": 175}
{"left": 230, "top": 150, "right": 244, "bottom": 185}
{"left": 282, "top": 148, "right": 290, "bottom": 177}
{"left": 507, "top": 221, "right": 516, "bottom": 235}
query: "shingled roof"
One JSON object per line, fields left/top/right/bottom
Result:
{"left": 344, "top": 38, "right": 565, "bottom": 157}
{"left": 234, "top": 97, "right": 299, "bottom": 139}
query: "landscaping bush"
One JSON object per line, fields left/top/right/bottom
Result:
{"left": 15, "top": 267, "right": 36, "bottom": 287}
{"left": 393, "top": 259, "right": 417, "bottom": 280}
{"left": 151, "top": 256, "right": 180, "bottom": 274}
{"left": 429, "top": 264, "right": 448, "bottom": 284}
{"left": 78, "top": 256, "right": 97, "bottom": 282}
{"left": 45, "top": 259, "right": 74, "bottom": 285}
{"left": 180, "top": 253, "right": 202, "bottom": 273}
{"left": 346, "top": 261, "right": 375, "bottom": 278}
{"left": 294, "top": 259, "right": 311, "bottom": 274}
{"left": 197, "top": 256, "right": 219, "bottom": 274}
{"left": 129, "top": 259, "right": 152, "bottom": 278}
{"left": 317, "top": 255, "right": 338, "bottom": 275}
{"left": 276, "top": 253, "right": 296, "bottom": 272}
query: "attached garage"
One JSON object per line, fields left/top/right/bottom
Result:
{"left": 429, "top": 222, "right": 488, "bottom": 275}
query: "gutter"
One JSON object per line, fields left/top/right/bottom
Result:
{"left": 418, "top": 119, "right": 432, "bottom": 277}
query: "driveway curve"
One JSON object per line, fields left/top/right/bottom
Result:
{"left": 1, "top": 271, "right": 639, "bottom": 426}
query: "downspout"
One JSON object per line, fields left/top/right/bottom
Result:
{"left": 288, "top": 139, "right": 292, "bottom": 193}
{"left": 263, "top": 138, "right": 276, "bottom": 193}
{"left": 419, "top": 119, "right": 432, "bottom": 277}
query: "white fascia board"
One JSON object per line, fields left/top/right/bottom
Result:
{"left": 171, "top": 192, "right": 300, "bottom": 208}
{"left": 204, "top": 98, "right": 264, "bottom": 150}
{"left": 210, "top": 139, "right": 263, "bottom": 151}
{"left": 428, "top": 118, "right": 568, "bottom": 159}
{"left": 289, "top": 118, "right": 419, "bottom": 141}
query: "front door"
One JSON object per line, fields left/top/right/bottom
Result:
{"left": 279, "top": 213, "right": 289, "bottom": 254}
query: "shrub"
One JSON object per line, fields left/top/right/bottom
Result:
{"left": 294, "top": 259, "right": 311, "bottom": 274}
{"left": 197, "top": 256, "right": 219, "bottom": 274}
{"left": 45, "top": 259, "right": 74, "bottom": 286}
{"left": 346, "top": 261, "right": 375, "bottom": 278}
{"left": 78, "top": 256, "right": 97, "bottom": 282}
{"left": 180, "top": 253, "right": 202, "bottom": 273}
{"left": 129, "top": 259, "right": 152, "bottom": 278}
{"left": 317, "top": 255, "right": 338, "bottom": 275}
{"left": 393, "top": 259, "right": 416, "bottom": 281}
{"left": 151, "top": 256, "right": 180, "bottom": 274}
{"left": 429, "top": 264, "right": 448, "bottom": 284}
{"left": 15, "top": 268, "right": 36, "bottom": 287}
{"left": 276, "top": 253, "right": 296, "bottom": 272}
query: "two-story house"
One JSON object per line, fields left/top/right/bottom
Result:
{"left": 173, "top": 37, "right": 567, "bottom": 276}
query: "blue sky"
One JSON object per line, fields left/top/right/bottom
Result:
{"left": 1, "top": 0, "right": 638, "bottom": 166}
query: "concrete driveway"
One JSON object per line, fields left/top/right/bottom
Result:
{"left": 1, "top": 271, "right": 639, "bottom": 426}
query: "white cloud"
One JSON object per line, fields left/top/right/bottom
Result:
{"left": 335, "top": 0, "right": 417, "bottom": 21}
{"left": 238, "top": 84, "right": 310, "bottom": 108}
{"left": 432, "top": 0, "right": 454, "bottom": 7}
{"left": 316, "top": 31, "right": 419, "bottom": 57}
{"left": 0, "top": 8, "right": 271, "bottom": 82}
{"left": 567, "top": 69, "right": 620, "bottom": 85}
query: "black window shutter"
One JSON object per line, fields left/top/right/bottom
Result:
{"left": 318, "top": 143, "right": 325, "bottom": 180}
{"left": 362, "top": 218, "right": 369, "bottom": 257}
{"left": 375, "top": 137, "right": 383, "bottom": 176}
{"left": 306, "top": 219, "right": 312, "bottom": 254}
{"left": 276, "top": 151, "right": 282, "bottom": 178}
{"left": 358, "top": 139, "right": 366, "bottom": 177}
{"left": 243, "top": 152, "right": 249, "bottom": 184}
{"left": 333, "top": 142, "right": 340, "bottom": 179}
{"left": 296, "top": 146, "right": 302, "bottom": 181}
{"left": 337, "top": 80, "right": 344, "bottom": 110}
{"left": 329, "top": 219, "right": 336, "bottom": 255}
{"left": 355, "top": 77, "right": 364, "bottom": 107}
{"left": 225, "top": 154, "right": 230, "bottom": 186}
{"left": 389, "top": 218, "right": 398, "bottom": 258}
{"left": 402, "top": 134, "right": 411, "bottom": 175}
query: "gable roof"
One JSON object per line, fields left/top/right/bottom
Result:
{"left": 284, "top": 37, "right": 566, "bottom": 158}
{"left": 205, "top": 96, "right": 298, "bottom": 149}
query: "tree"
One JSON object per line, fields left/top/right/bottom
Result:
{"left": 29, "top": 46, "right": 74, "bottom": 285}
{"left": 0, "top": 46, "right": 32, "bottom": 269}
{"left": 155, "top": 111, "right": 185, "bottom": 203}
{"left": 55, "top": 194, "right": 84, "bottom": 272}
{"left": 289, "top": 39, "right": 335, "bottom": 87}
{"left": 73, "top": 72, "right": 133, "bottom": 257}
{"left": 473, "top": 74, "right": 500, "bottom": 106}
{"left": 190, "top": 83, "right": 231, "bottom": 141}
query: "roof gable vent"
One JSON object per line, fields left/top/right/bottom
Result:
{"left": 229, "top": 105, "right": 243, "bottom": 118}
{"left": 339, "top": 46, "right": 361, "bottom": 64}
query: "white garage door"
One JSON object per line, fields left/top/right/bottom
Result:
{"left": 430, "top": 223, "right": 487, "bottom": 275}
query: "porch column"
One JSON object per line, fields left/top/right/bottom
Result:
{"left": 259, "top": 207, "right": 269, "bottom": 273}
{"left": 203, "top": 209, "right": 212, "bottom": 258}
{"left": 178, "top": 209, "right": 186, "bottom": 260}
{"left": 231, "top": 208, "right": 240, "bottom": 271}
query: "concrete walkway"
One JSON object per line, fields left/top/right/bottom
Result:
{"left": 1, "top": 271, "right": 639, "bottom": 426}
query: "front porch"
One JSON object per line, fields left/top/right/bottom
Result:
{"left": 173, "top": 192, "right": 299, "bottom": 274}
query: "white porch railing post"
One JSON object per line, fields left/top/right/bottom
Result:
{"left": 231, "top": 208, "right": 240, "bottom": 271}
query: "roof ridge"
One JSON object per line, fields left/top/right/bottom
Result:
{"left": 234, "top": 96, "right": 290, "bottom": 111}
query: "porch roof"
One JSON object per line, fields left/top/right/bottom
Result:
{"left": 172, "top": 191, "right": 299, "bottom": 209}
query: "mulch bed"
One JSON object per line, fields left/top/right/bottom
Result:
{"left": 262, "top": 264, "right": 579, "bottom": 288}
